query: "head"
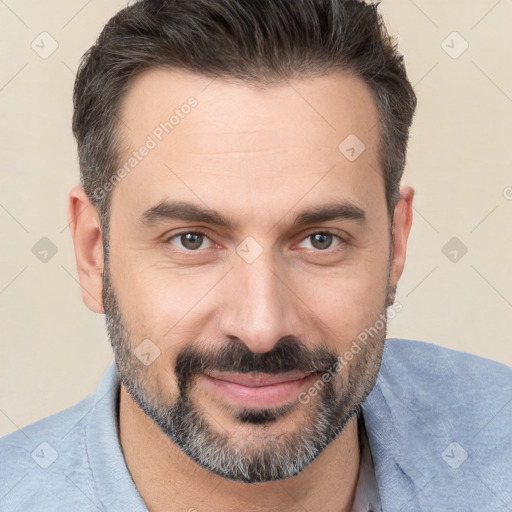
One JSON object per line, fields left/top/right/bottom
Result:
{"left": 69, "top": 0, "right": 416, "bottom": 483}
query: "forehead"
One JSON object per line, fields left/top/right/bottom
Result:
{"left": 112, "top": 68, "right": 385, "bottom": 228}
{"left": 117, "top": 67, "right": 380, "bottom": 154}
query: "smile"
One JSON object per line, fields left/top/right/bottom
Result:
{"left": 199, "top": 371, "right": 319, "bottom": 408}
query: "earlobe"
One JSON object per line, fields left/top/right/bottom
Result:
{"left": 67, "top": 186, "right": 105, "bottom": 314}
{"left": 389, "top": 185, "right": 414, "bottom": 293}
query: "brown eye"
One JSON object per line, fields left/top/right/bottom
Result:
{"left": 168, "top": 231, "right": 212, "bottom": 251}
{"left": 297, "top": 232, "right": 343, "bottom": 251}
{"left": 310, "top": 233, "right": 333, "bottom": 250}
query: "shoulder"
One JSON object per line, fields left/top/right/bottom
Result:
{"left": 378, "top": 337, "right": 511, "bottom": 422}
{"left": 0, "top": 394, "right": 99, "bottom": 511}
{"left": 364, "top": 338, "right": 512, "bottom": 509}
{"left": 0, "top": 393, "right": 96, "bottom": 452}
{"left": 381, "top": 337, "right": 511, "bottom": 392}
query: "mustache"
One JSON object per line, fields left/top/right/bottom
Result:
{"left": 174, "top": 336, "right": 339, "bottom": 386}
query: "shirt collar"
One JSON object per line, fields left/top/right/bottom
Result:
{"left": 360, "top": 339, "right": 474, "bottom": 510}
{"left": 351, "top": 413, "right": 382, "bottom": 512}
{"left": 86, "top": 361, "right": 148, "bottom": 511}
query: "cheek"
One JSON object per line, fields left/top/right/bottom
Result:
{"left": 291, "top": 261, "right": 389, "bottom": 346}
{"left": 112, "top": 261, "right": 219, "bottom": 357}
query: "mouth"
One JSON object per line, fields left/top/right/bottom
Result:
{"left": 199, "top": 371, "right": 320, "bottom": 409}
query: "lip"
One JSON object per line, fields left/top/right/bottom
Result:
{"left": 200, "top": 371, "right": 318, "bottom": 408}
{"left": 207, "top": 371, "right": 312, "bottom": 387}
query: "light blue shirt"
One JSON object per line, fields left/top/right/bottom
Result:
{"left": 1, "top": 338, "right": 511, "bottom": 511}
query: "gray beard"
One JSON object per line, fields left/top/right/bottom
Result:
{"left": 102, "top": 259, "right": 388, "bottom": 483}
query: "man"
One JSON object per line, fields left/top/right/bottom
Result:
{"left": 1, "top": 0, "right": 510, "bottom": 510}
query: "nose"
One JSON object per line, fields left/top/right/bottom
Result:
{"left": 215, "top": 251, "right": 299, "bottom": 354}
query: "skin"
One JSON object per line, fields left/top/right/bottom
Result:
{"left": 68, "top": 68, "right": 414, "bottom": 511}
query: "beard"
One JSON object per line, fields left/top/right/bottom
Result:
{"left": 102, "top": 258, "right": 390, "bottom": 483}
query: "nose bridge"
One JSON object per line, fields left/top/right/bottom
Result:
{"left": 216, "top": 248, "right": 296, "bottom": 354}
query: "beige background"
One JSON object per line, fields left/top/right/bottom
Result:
{"left": 1, "top": 0, "right": 511, "bottom": 436}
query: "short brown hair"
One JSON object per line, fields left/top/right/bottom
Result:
{"left": 72, "top": 0, "right": 417, "bottom": 244}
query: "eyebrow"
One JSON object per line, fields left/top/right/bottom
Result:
{"left": 140, "top": 199, "right": 366, "bottom": 230}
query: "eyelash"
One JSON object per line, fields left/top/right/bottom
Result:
{"left": 165, "top": 229, "right": 346, "bottom": 254}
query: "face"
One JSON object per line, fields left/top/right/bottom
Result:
{"left": 101, "top": 69, "right": 399, "bottom": 483}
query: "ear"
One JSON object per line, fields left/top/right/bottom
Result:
{"left": 67, "top": 186, "right": 105, "bottom": 314}
{"left": 389, "top": 185, "right": 414, "bottom": 293}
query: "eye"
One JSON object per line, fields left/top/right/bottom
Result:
{"left": 297, "top": 232, "right": 344, "bottom": 251}
{"left": 167, "top": 231, "right": 213, "bottom": 251}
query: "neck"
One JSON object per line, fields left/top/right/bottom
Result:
{"left": 119, "top": 384, "right": 361, "bottom": 512}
